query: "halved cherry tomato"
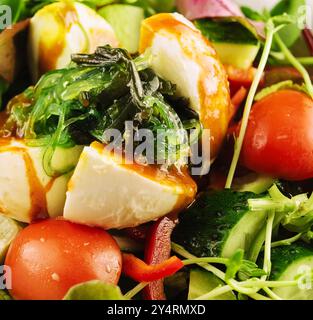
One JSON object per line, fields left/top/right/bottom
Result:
{"left": 5, "top": 219, "right": 122, "bottom": 300}
{"left": 240, "top": 90, "right": 313, "bottom": 181}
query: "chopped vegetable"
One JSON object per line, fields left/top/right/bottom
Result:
{"left": 172, "top": 190, "right": 267, "bottom": 258}
{"left": 5, "top": 219, "right": 122, "bottom": 300}
{"left": 195, "top": 17, "right": 260, "bottom": 68}
{"left": 143, "top": 216, "right": 176, "bottom": 300}
{"left": 122, "top": 253, "right": 184, "bottom": 282}
{"left": 240, "top": 90, "right": 313, "bottom": 181}
{"left": 98, "top": 4, "right": 144, "bottom": 53}
{"left": 267, "top": 242, "right": 313, "bottom": 300}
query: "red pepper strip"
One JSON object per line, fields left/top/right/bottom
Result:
{"left": 143, "top": 216, "right": 177, "bottom": 300}
{"left": 225, "top": 64, "right": 263, "bottom": 96}
{"left": 122, "top": 253, "right": 184, "bottom": 282}
{"left": 231, "top": 86, "right": 248, "bottom": 117}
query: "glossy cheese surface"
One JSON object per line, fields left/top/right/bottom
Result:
{"left": 140, "top": 13, "right": 231, "bottom": 159}
{"left": 29, "top": 2, "right": 119, "bottom": 81}
{"left": 0, "top": 138, "right": 82, "bottom": 223}
{"left": 64, "top": 142, "right": 197, "bottom": 229}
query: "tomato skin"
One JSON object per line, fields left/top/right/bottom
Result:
{"left": 5, "top": 219, "right": 122, "bottom": 300}
{"left": 241, "top": 90, "right": 313, "bottom": 181}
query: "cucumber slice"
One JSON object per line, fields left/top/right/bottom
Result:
{"left": 213, "top": 42, "right": 260, "bottom": 69}
{"left": 98, "top": 4, "right": 144, "bottom": 53}
{"left": 188, "top": 268, "right": 236, "bottom": 300}
{"left": 0, "top": 214, "right": 21, "bottom": 263}
{"left": 172, "top": 190, "right": 267, "bottom": 258}
{"left": 194, "top": 18, "right": 260, "bottom": 69}
{"left": 233, "top": 173, "right": 275, "bottom": 194}
{"left": 270, "top": 242, "right": 313, "bottom": 300}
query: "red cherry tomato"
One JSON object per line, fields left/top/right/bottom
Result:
{"left": 240, "top": 90, "right": 313, "bottom": 180}
{"left": 5, "top": 219, "right": 122, "bottom": 300}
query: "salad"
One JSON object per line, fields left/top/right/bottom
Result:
{"left": 0, "top": 0, "right": 313, "bottom": 301}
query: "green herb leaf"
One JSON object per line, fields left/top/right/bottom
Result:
{"left": 283, "top": 193, "right": 313, "bottom": 233}
{"left": 225, "top": 249, "right": 244, "bottom": 281}
{"left": 241, "top": 6, "right": 265, "bottom": 22}
{"left": 238, "top": 260, "right": 267, "bottom": 281}
{"left": 63, "top": 280, "right": 125, "bottom": 300}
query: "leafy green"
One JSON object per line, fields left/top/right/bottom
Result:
{"left": 4, "top": 46, "right": 194, "bottom": 176}
{"left": 237, "top": 260, "right": 267, "bottom": 281}
{"left": 249, "top": 184, "right": 313, "bottom": 237}
{"left": 241, "top": 6, "right": 265, "bottom": 22}
{"left": 283, "top": 194, "right": 313, "bottom": 233}
{"left": 63, "top": 280, "right": 125, "bottom": 300}
{"left": 225, "top": 249, "right": 244, "bottom": 281}
{"left": 225, "top": 249, "right": 266, "bottom": 281}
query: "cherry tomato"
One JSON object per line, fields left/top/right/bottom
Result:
{"left": 5, "top": 219, "right": 122, "bottom": 300}
{"left": 240, "top": 90, "right": 313, "bottom": 181}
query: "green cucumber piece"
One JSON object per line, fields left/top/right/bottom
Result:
{"left": 0, "top": 214, "right": 21, "bottom": 263}
{"left": 188, "top": 268, "right": 236, "bottom": 300}
{"left": 233, "top": 173, "right": 276, "bottom": 194}
{"left": 98, "top": 4, "right": 144, "bottom": 53}
{"left": 212, "top": 42, "right": 260, "bottom": 70}
{"left": 194, "top": 18, "right": 260, "bottom": 69}
{"left": 172, "top": 190, "right": 267, "bottom": 258}
{"left": 270, "top": 242, "right": 313, "bottom": 300}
